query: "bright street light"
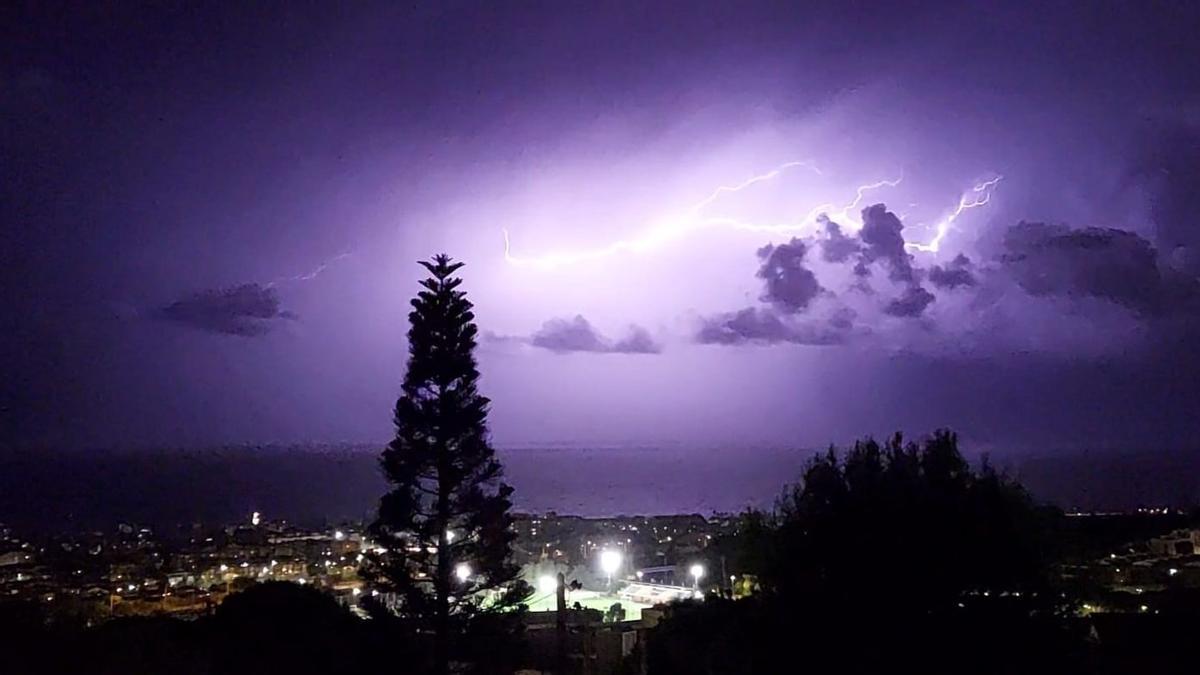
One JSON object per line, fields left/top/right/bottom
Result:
{"left": 600, "top": 550, "right": 622, "bottom": 576}
{"left": 455, "top": 562, "right": 472, "bottom": 582}
{"left": 689, "top": 563, "right": 705, "bottom": 588}
{"left": 599, "top": 549, "right": 622, "bottom": 590}
{"left": 538, "top": 575, "right": 558, "bottom": 594}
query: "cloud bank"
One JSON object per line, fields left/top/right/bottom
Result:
{"left": 520, "top": 315, "right": 661, "bottom": 354}
{"left": 156, "top": 283, "right": 297, "bottom": 337}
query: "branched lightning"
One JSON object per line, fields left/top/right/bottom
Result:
{"left": 904, "top": 176, "right": 1002, "bottom": 253}
{"left": 502, "top": 163, "right": 1000, "bottom": 268}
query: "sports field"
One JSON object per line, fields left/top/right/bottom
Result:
{"left": 525, "top": 589, "right": 652, "bottom": 621}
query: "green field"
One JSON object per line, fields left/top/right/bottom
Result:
{"left": 525, "top": 589, "right": 651, "bottom": 621}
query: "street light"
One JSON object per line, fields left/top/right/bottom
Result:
{"left": 600, "top": 549, "right": 622, "bottom": 590}
{"left": 455, "top": 562, "right": 472, "bottom": 583}
{"left": 538, "top": 575, "right": 558, "bottom": 594}
{"left": 689, "top": 563, "right": 705, "bottom": 588}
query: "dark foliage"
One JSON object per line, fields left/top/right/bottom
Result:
{"left": 362, "top": 255, "right": 530, "bottom": 675}
{"left": 647, "top": 430, "right": 1082, "bottom": 674}
{"left": 0, "top": 582, "right": 421, "bottom": 675}
{"left": 761, "top": 430, "right": 1053, "bottom": 608}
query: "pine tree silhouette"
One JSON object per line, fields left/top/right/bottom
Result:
{"left": 364, "top": 255, "right": 531, "bottom": 674}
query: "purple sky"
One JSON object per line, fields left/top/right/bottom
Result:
{"left": 4, "top": 2, "right": 1200, "bottom": 453}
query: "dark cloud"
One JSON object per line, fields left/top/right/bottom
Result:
{"left": 756, "top": 238, "right": 823, "bottom": 313}
{"left": 696, "top": 307, "right": 849, "bottom": 346}
{"left": 857, "top": 204, "right": 915, "bottom": 282}
{"left": 1000, "top": 222, "right": 1200, "bottom": 316}
{"left": 884, "top": 286, "right": 936, "bottom": 317}
{"left": 530, "top": 315, "right": 661, "bottom": 354}
{"left": 816, "top": 215, "right": 861, "bottom": 263}
{"left": 928, "top": 254, "right": 978, "bottom": 290}
{"left": 156, "top": 283, "right": 296, "bottom": 336}
{"left": 1141, "top": 125, "right": 1200, "bottom": 275}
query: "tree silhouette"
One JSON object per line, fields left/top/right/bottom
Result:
{"left": 363, "top": 255, "right": 530, "bottom": 675}
{"left": 647, "top": 430, "right": 1075, "bottom": 674}
{"left": 762, "top": 430, "right": 1052, "bottom": 609}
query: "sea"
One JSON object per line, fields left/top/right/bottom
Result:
{"left": 1, "top": 444, "right": 1197, "bottom": 535}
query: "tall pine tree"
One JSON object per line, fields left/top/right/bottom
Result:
{"left": 364, "top": 255, "right": 530, "bottom": 674}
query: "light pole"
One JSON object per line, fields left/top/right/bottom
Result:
{"left": 689, "top": 563, "right": 705, "bottom": 589}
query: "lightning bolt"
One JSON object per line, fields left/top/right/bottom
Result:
{"left": 503, "top": 161, "right": 830, "bottom": 267}
{"left": 502, "top": 164, "right": 999, "bottom": 268}
{"left": 904, "top": 176, "right": 1002, "bottom": 253}
{"left": 265, "top": 251, "right": 353, "bottom": 288}
{"left": 502, "top": 162, "right": 895, "bottom": 268}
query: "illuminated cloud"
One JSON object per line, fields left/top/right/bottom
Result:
{"left": 756, "top": 239, "right": 824, "bottom": 313}
{"left": 927, "top": 254, "right": 977, "bottom": 290}
{"left": 530, "top": 315, "right": 661, "bottom": 354}
{"left": 696, "top": 307, "right": 851, "bottom": 346}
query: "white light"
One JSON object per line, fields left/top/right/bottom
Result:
{"left": 600, "top": 550, "right": 622, "bottom": 576}
{"left": 1169, "top": 568, "right": 1179, "bottom": 576}
{"left": 352, "top": 587, "right": 361, "bottom": 596}
{"left": 219, "top": 564, "right": 228, "bottom": 572}
{"left": 334, "top": 530, "right": 345, "bottom": 541}
{"left": 689, "top": 564, "right": 705, "bottom": 580}
{"left": 446, "top": 530, "right": 456, "bottom": 543}
{"left": 251, "top": 512, "right": 261, "bottom": 526}
{"left": 455, "top": 562, "right": 472, "bottom": 582}
{"left": 538, "top": 575, "right": 558, "bottom": 594}
{"left": 297, "top": 578, "right": 307, "bottom": 585}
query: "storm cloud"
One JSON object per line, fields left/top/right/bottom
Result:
{"left": 756, "top": 239, "right": 823, "bottom": 313}
{"left": 1000, "top": 222, "right": 1199, "bottom": 316}
{"left": 928, "top": 254, "right": 978, "bottom": 290}
{"left": 857, "top": 204, "right": 915, "bottom": 283}
{"left": 530, "top": 316, "right": 661, "bottom": 354}
{"left": 884, "top": 286, "right": 936, "bottom": 318}
{"left": 696, "top": 307, "right": 850, "bottom": 346}
{"left": 157, "top": 283, "right": 296, "bottom": 336}
{"left": 817, "top": 215, "right": 862, "bottom": 263}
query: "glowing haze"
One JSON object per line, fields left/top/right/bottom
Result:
{"left": 4, "top": 3, "right": 1200, "bottom": 455}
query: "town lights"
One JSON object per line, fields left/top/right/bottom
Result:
{"left": 689, "top": 563, "right": 705, "bottom": 588}
{"left": 455, "top": 562, "right": 472, "bottom": 582}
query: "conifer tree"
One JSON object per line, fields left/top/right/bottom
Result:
{"left": 364, "top": 255, "right": 530, "bottom": 674}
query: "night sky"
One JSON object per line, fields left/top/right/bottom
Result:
{"left": 4, "top": 2, "right": 1200, "bottom": 453}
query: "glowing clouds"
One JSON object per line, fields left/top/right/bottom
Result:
{"left": 496, "top": 315, "right": 663, "bottom": 354}
{"left": 756, "top": 239, "right": 823, "bottom": 313}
